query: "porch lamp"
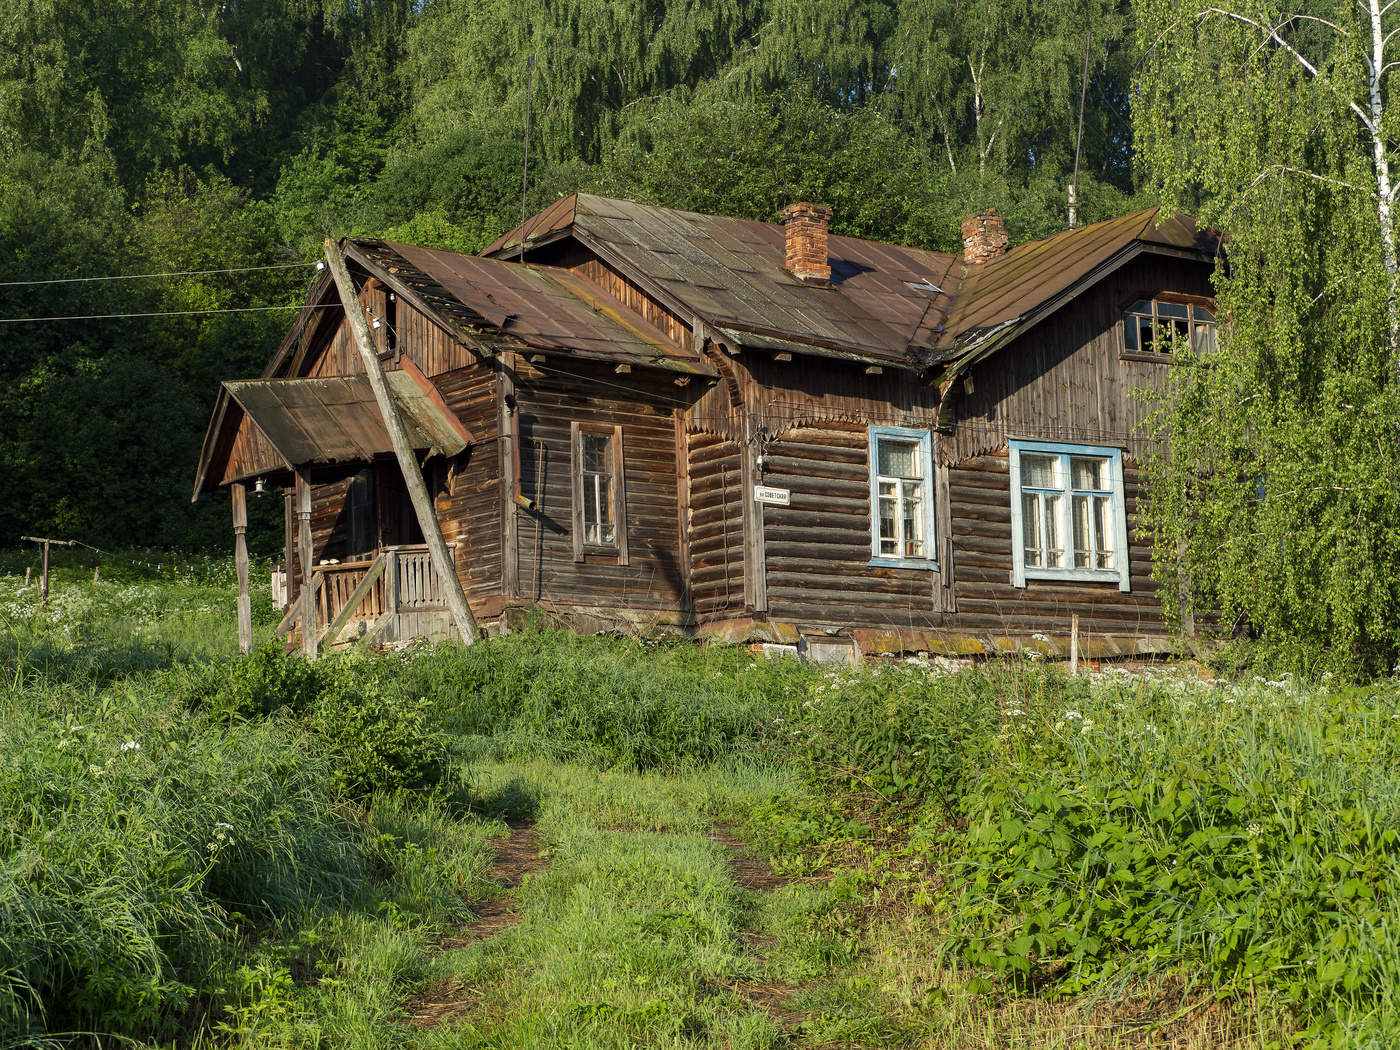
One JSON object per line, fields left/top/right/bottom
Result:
{"left": 253, "top": 477, "right": 267, "bottom": 497}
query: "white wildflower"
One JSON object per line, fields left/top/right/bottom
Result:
{"left": 120, "top": 741, "right": 141, "bottom": 752}
{"left": 1006, "top": 707, "right": 1026, "bottom": 717}
{"left": 1064, "top": 710, "right": 1082, "bottom": 720}
{"left": 1032, "top": 632, "right": 1051, "bottom": 643}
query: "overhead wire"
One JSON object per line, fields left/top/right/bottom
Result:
{"left": 0, "top": 302, "right": 339, "bottom": 325}
{"left": 0, "top": 260, "right": 320, "bottom": 288}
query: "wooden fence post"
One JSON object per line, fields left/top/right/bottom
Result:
{"left": 232, "top": 482, "right": 253, "bottom": 654}
{"left": 296, "top": 470, "right": 318, "bottom": 660}
{"left": 41, "top": 540, "right": 50, "bottom": 608}
{"left": 1070, "top": 613, "right": 1080, "bottom": 676}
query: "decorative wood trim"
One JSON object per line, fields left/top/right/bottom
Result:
{"left": 613, "top": 423, "right": 630, "bottom": 567}
{"left": 570, "top": 420, "right": 585, "bottom": 563}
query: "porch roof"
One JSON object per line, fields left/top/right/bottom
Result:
{"left": 192, "top": 366, "right": 473, "bottom": 500}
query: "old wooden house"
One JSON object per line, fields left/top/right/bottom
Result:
{"left": 193, "top": 195, "right": 1219, "bottom": 659}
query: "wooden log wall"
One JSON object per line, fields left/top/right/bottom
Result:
{"left": 285, "top": 476, "right": 354, "bottom": 596}
{"left": 435, "top": 363, "right": 503, "bottom": 610}
{"left": 946, "top": 450, "right": 1163, "bottom": 635}
{"left": 686, "top": 429, "right": 744, "bottom": 620}
{"left": 513, "top": 360, "right": 688, "bottom": 613}
{"left": 761, "top": 422, "right": 948, "bottom": 630}
{"left": 945, "top": 255, "right": 1214, "bottom": 463}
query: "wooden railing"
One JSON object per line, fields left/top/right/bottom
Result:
{"left": 314, "top": 544, "right": 453, "bottom": 644}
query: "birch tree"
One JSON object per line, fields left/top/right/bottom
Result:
{"left": 1137, "top": 0, "right": 1400, "bottom": 676}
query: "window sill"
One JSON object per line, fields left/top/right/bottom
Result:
{"left": 1022, "top": 567, "right": 1129, "bottom": 591}
{"left": 868, "top": 557, "right": 939, "bottom": 571}
{"left": 1120, "top": 350, "right": 1172, "bottom": 364}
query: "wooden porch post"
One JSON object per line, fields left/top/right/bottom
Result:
{"left": 296, "top": 469, "right": 318, "bottom": 659}
{"left": 231, "top": 482, "right": 253, "bottom": 654}
{"left": 323, "top": 237, "right": 480, "bottom": 645}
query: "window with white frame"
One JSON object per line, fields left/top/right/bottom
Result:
{"left": 570, "top": 421, "right": 629, "bottom": 564}
{"left": 1008, "top": 440, "right": 1129, "bottom": 591}
{"left": 868, "top": 426, "right": 937, "bottom": 568}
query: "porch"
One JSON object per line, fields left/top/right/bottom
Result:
{"left": 278, "top": 543, "right": 457, "bottom": 649}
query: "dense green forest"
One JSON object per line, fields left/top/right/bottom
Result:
{"left": 0, "top": 0, "right": 1140, "bottom": 552}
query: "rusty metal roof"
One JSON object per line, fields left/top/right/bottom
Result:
{"left": 485, "top": 195, "right": 1219, "bottom": 371}
{"left": 487, "top": 194, "right": 962, "bottom": 367}
{"left": 192, "top": 371, "right": 472, "bottom": 498}
{"left": 943, "top": 207, "right": 1218, "bottom": 348}
{"left": 352, "top": 239, "right": 713, "bottom": 375}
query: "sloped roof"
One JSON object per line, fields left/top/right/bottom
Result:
{"left": 192, "top": 369, "right": 472, "bottom": 498}
{"left": 349, "top": 240, "right": 714, "bottom": 375}
{"left": 487, "top": 194, "right": 962, "bottom": 367}
{"left": 485, "top": 194, "right": 1220, "bottom": 371}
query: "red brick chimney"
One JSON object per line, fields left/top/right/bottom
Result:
{"left": 961, "top": 209, "right": 1009, "bottom": 265}
{"left": 781, "top": 202, "right": 833, "bottom": 284}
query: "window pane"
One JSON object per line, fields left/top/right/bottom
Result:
{"left": 1139, "top": 318, "right": 1156, "bottom": 351}
{"left": 583, "top": 434, "right": 610, "bottom": 472}
{"left": 902, "top": 482, "right": 924, "bottom": 557}
{"left": 1124, "top": 318, "right": 1138, "bottom": 351}
{"left": 878, "top": 439, "right": 918, "bottom": 479}
{"left": 1129, "top": 300, "right": 1152, "bottom": 314}
{"left": 1044, "top": 493, "right": 1063, "bottom": 567}
{"left": 1072, "top": 494, "right": 1092, "bottom": 567}
{"left": 1071, "top": 456, "right": 1109, "bottom": 490}
{"left": 580, "top": 433, "right": 615, "bottom": 547}
{"left": 1021, "top": 452, "right": 1059, "bottom": 488}
{"left": 1022, "top": 492, "right": 1042, "bottom": 567}
{"left": 1094, "top": 495, "right": 1114, "bottom": 569}
{"left": 878, "top": 491, "right": 898, "bottom": 555}
{"left": 1193, "top": 305, "right": 1216, "bottom": 324}
{"left": 1192, "top": 322, "right": 1217, "bottom": 354}
{"left": 1156, "top": 301, "right": 1188, "bottom": 320}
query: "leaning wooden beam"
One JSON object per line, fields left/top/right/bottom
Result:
{"left": 295, "top": 469, "right": 318, "bottom": 659}
{"left": 231, "top": 483, "right": 253, "bottom": 654}
{"left": 319, "top": 552, "right": 387, "bottom": 647}
{"left": 323, "top": 237, "right": 481, "bottom": 645}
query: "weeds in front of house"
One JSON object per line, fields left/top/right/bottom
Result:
{"left": 7, "top": 549, "right": 1400, "bottom": 1047}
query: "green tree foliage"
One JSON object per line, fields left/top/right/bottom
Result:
{"left": 0, "top": 0, "right": 1139, "bottom": 551}
{"left": 1136, "top": 0, "right": 1400, "bottom": 675}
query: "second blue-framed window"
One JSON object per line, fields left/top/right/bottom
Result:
{"left": 1008, "top": 439, "right": 1130, "bottom": 591}
{"left": 868, "top": 426, "right": 937, "bottom": 569}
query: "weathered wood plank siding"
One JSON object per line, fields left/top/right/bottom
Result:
{"left": 686, "top": 429, "right": 745, "bottom": 620}
{"left": 435, "top": 363, "right": 502, "bottom": 609}
{"left": 946, "top": 450, "right": 1163, "bottom": 634}
{"left": 514, "top": 360, "right": 688, "bottom": 614}
{"left": 947, "top": 255, "right": 1212, "bottom": 462}
{"left": 762, "top": 421, "right": 946, "bottom": 629}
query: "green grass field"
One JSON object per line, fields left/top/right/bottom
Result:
{"left": 4, "top": 551, "right": 1400, "bottom": 1048}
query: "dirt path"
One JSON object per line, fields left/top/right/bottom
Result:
{"left": 707, "top": 825, "right": 804, "bottom": 1033}
{"left": 401, "top": 819, "right": 549, "bottom": 1027}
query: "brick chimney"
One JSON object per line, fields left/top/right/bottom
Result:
{"left": 961, "top": 209, "right": 1009, "bottom": 265}
{"left": 781, "top": 202, "right": 833, "bottom": 284}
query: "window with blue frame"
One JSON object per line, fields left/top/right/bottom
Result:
{"left": 868, "top": 426, "right": 937, "bottom": 568}
{"left": 1008, "top": 440, "right": 1130, "bottom": 591}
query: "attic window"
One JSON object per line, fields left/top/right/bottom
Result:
{"left": 1123, "top": 298, "right": 1216, "bottom": 357}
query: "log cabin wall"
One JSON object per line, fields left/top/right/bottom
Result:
{"left": 685, "top": 429, "right": 745, "bottom": 620}
{"left": 512, "top": 357, "right": 690, "bottom": 617}
{"left": 945, "top": 450, "right": 1161, "bottom": 635}
{"left": 760, "top": 420, "right": 951, "bottom": 630}
{"left": 434, "top": 361, "right": 502, "bottom": 612}
{"left": 944, "top": 254, "right": 1213, "bottom": 462}
{"left": 297, "top": 283, "right": 475, "bottom": 380}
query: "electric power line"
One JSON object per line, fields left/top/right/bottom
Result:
{"left": 0, "top": 302, "right": 339, "bottom": 325}
{"left": 0, "top": 260, "right": 321, "bottom": 289}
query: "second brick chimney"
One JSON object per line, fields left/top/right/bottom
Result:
{"left": 781, "top": 201, "right": 833, "bottom": 284}
{"left": 961, "top": 209, "right": 1009, "bottom": 265}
